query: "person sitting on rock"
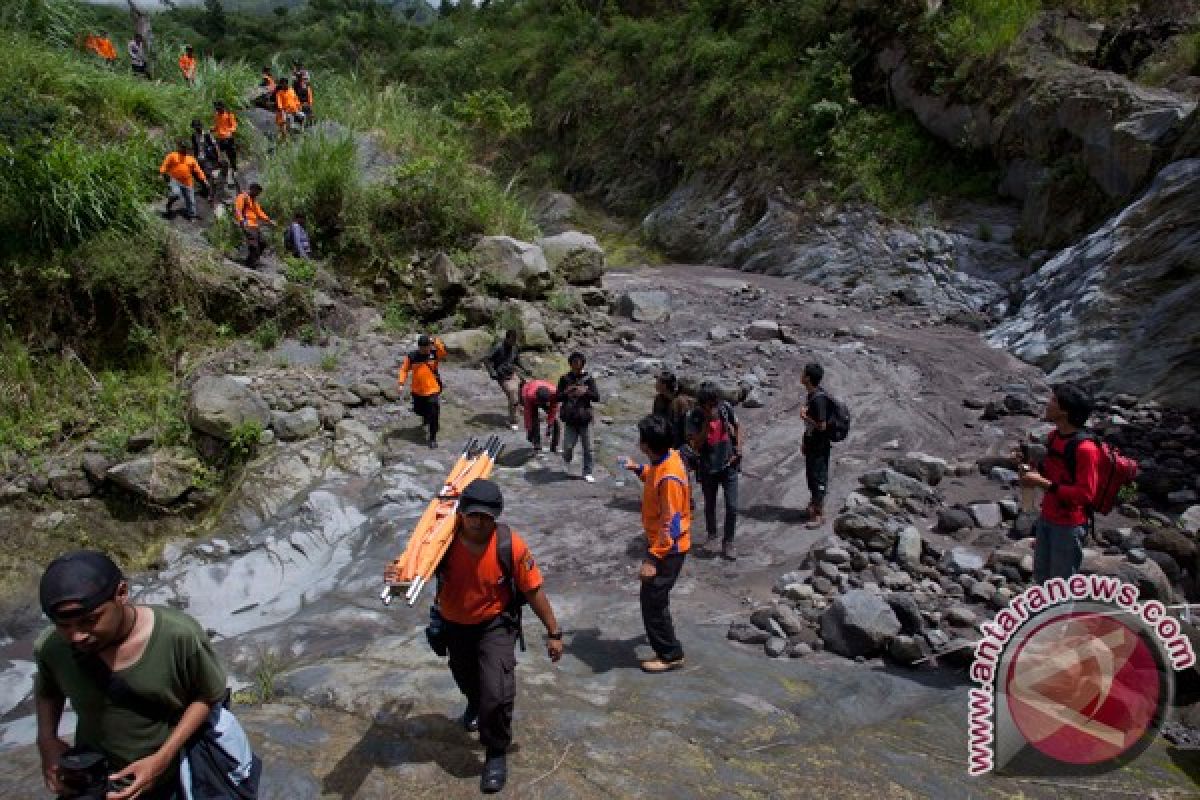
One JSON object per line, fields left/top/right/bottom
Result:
{"left": 233, "top": 183, "right": 274, "bottom": 268}
{"left": 418, "top": 479, "right": 562, "bottom": 793}
{"left": 685, "top": 382, "right": 742, "bottom": 561}
{"left": 32, "top": 551, "right": 233, "bottom": 800}
{"left": 556, "top": 352, "right": 599, "bottom": 482}
{"left": 622, "top": 414, "right": 692, "bottom": 673}
{"left": 1017, "top": 382, "right": 1099, "bottom": 582}
{"left": 520, "top": 378, "right": 559, "bottom": 453}
{"left": 800, "top": 362, "right": 834, "bottom": 528}
{"left": 158, "top": 140, "right": 208, "bottom": 221}
{"left": 484, "top": 330, "right": 529, "bottom": 431}
{"left": 398, "top": 333, "right": 448, "bottom": 448}
{"left": 652, "top": 370, "right": 694, "bottom": 449}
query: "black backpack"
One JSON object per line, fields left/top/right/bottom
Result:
{"left": 817, "top": 389, "right": 851, "bottom": 443}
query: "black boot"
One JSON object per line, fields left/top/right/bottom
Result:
{"left": 480, "top": 748, "right": 506, "bottom": 793}
{"left": 460, "top": 704, "right": 478, "bottom": 733}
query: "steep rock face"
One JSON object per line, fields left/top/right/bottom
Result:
{"left": 988, "top": 159, "right": 1200, "bottom": 408}
{"left": 880, "top": 14, "right": 1196, "bottom": 250}
{"left": 642, "top": 175, "right": 1021, "bottom": 318}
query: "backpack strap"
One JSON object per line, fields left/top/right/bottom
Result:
{"left": 1060, "top": 430, "right": 1097, "bottom": 485}
{"left": 494, "top": 523, "right": 526, "bottom": 652}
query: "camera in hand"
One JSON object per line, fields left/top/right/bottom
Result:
{"left": 57, "top": 747, "right": 131, "bottom": 799}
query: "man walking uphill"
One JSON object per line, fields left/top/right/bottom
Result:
{"left": 33, "top": 551, "right": 232, "bottom": 800}
{"left": 557, "top": 352, "right": 599, "bottom": 482}
{"left": 623, "top": 415, "right": 691, "bottom": 673}
{"left": 398, "top": 334, "right": 447, "bottom": 449}
{"left": 1018, "top": 383, "right": 1099, "bottom": 582}
{"left": 483, "top": 330, "right": 527, "bottom": 431}
{"left": 800, "top": 362, "right": 834, "bottom": 528}
{"left": 686, "top": 382, "right": 742, "bottom": 561}
{"left": 410, "top": 479, "right": 563, "bottom": 793}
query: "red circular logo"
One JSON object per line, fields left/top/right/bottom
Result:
{"left": 1005, "top": 611, "right": 1161, "bottom": 765}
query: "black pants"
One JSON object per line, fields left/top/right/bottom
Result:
{"left": 527, "top": 408, "right": 559, "bottom": 451}
{"left": 218, "top": 137, "right": 238, "bottom": 172}
{"left": 699, "top": 467, "right": 738, "bottom": 544}
{"left": 413, "top": 393, "right": 440, "bottom": 440}
{"left": 805, "top": 443, "right": 831, "bottom": 506}
{"left": 443, "top": 613, "right": 519, "bottom": 751}
{"left": 640, "top": 552, "right": 686, "bottom": 661}
{"left": 244, "top": 227, "right": 263, "bottom": 268}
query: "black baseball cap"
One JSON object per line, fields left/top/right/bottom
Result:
{"left": 39, "top": 551, "right": 123, "bottom": 619}
{"left": 418, "top": 334, "right": 432, "bottom": 347}
{"left": 459, "top": 479, "right": 503, "bottom": 518}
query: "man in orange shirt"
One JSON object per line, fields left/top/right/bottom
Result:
{"left": 212, "top": 101, "right": 239, "bottom": 175}
{"left": 85, "top": 33, "right": 117, "bottom": 65}
{"left": 623, "top": 414, "right": 692, "bottom": 673}
{"left": 233, "top": 183, "right": 273, "bottom": 268}
{"left": 158, "top": 141, "right": 208, "bottom": 221}
{"left": 398, "top": 334, "right": 448, "bottom": 448}
{"left": 178, "top": 46, "right": 197, "bottom": 86}
{"left": 273, "top": 78, "right": 301, "bottom": 138}
{"left": 431, "top": 478, "right": 562, "bottom": 793}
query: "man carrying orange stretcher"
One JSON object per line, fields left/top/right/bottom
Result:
{"left": 383, "top": 455, "right": 561, "bottom": 794}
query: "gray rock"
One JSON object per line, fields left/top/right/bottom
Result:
{"left": 989, "top": 467, "right": 1020, "bottom": 486}
{"left": 943, "top": 546, "right": 987, "bottom": 573}
{"left": 471, "top": 236, "right": 554, "bottom": 299}
{"left": 318, "top": 403, "right": 345, "bottom": 430}
{"left": 888, "top": 634, "right": 932, "bottom": 666}
{"left": 1169, "top": 489, "right": 1198, "bottom": 505}
{"left": 745, "top": 320, "right": 782, "bottom": 341}
{"left": 0, "top": 483, "right": 28, "bottom": 506}
{"left": 821, "top": 546, "right": 851, "bottom": 565}
{"left": 188, "top": 376, "right": 271, "bottom": 441}
{"left": 788, "top": 642, "right": 814, "bottom": 658}
{"left": 127, "top": 429, "right": 156, "bottom": 452}
{"left": 333, "top": 419, "right": 382, "bottom": 476}
{"left": 937, "top": 508, "right": 975, "bottom": 534}
{"left": 708, "top": 326, "right": 730, "bottom": 342}
{"left": 859, "top": 468, "right": 937, "bottom": 501}
{"left": 970, "top": 580, "right": 998, "bottom": 604}
{"left": 271, "top": 408, "right": 321, "bottom": 442}
{"left": 431, "top": 251, "right": 466, "bottom": 296}
{"left": 833, "top": 511, "right": 896, "bottom": 552}
{"left": 764, "top": 637, "right": 788, "bottom": 658}
{"left": 81, "top": 454, "right": 112, "bottom": 485}
{"left": 614, "top": 290, "right": 671, "bottom": 323}
{"left": 106, "top": 450, "right": 199, "bottom": 505}
{"left": 1180, "top": 505, "right": 1200, "bottom": 534}
{"left": 946, "top": 606, "right": 978, "bottom": 628}
{"left": 889, "top": 452, "right": 948, "bottom": 486}
{"left": 49, "top": 467, "right": 94, "bottom": 500}
{"left": 895, "top": 526, "right": 923, "bottom": 568}
{"left": 772, "top": 605, "right": 807, "bottom": 637}
{"left": 968, "top": 502, "right": 1004, "bottom": 529}
{"left": 512, "top": 301, "right": 553, "bottom": 350}
{"left": 439, "top": 328, "right": 495, "bottom": 361}
{"left": 727, "top": 622, "right": 770, "bottom": 645}
{"left": 537, "top": 231, "right": 606, "bottom": 286}
{"left": 819, "top": 590, "right": 902, "bottom": 659}
{"left": 1082, "top": 552, "right": 1173, "bottom": 601}
{"left": 885, "top": 593, "right": 924, "bottom": 634}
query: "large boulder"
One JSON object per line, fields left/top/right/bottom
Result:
{"left": 187, "top": 376, "right": 271, "bottom": 441}
{"left": 431, "top": 252, "right": 468, "bottom": 298}
{"left": 1083, "top": 552, "right": 1173, "bottom": 602}
{"left": 614, "top": 290, "right": 671, "bottom": 323}
{"left": 531, "top": 190, "right": 578, "bottom": 234}
{"left": 1181, "top": 506, "right": 1200, "bottom": 534}
{"left": 333, "top": 419, "right": 381, "bottom": 477}
{"left": 271, "top": 408, "right": 322, "bottom": 442}
{"left": 988, "top": 160, "right": 1200, "bottom": 408}
{"left": 819, "top": 590, "right": 902, "bottom": 659}
{"left": 472, "top": 236, "right": 554, "bottom": 299}
{"left": 859, "top": 468, "right": 937, "bottom": 502}
{"left": 537, "top": 231, "right": 606, "bottom": 286}
{"left": 833, "top": 510, "right": 896, "bottom": 552}
{"left": 888, "top": 452, "right": 948, "bottom": 486}
{"left": 223, "top": 439, "right": 329, "bottom": 533}
{"left": 48, "top": 466, "right": 93, "bottom": 500}
{"left": 440, "top": 328, "right": 495, "bottom": 361}
{"left": 511, "top": 301, "right": 553, "bottom": 350}
{"left": 106, "top": 449, "right": 200, "bottom": 505}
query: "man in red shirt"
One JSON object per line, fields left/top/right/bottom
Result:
{"left": 519, "top": 379, "right": 559, "bottom": 453}
{"left": 435, "top": 479, "right": 562, "bottom": 793}
{"left": 1019, "top": 383, "right": 1098, "bottom": 582}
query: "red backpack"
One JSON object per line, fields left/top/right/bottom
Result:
{"left": 1063, "top": 432, "right": 1139, "bottom": 515}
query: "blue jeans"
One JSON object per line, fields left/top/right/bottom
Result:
{"left": 1033, "top": 518, "right": 1085, "bottom": 583}
{"left": 167, "top": 179, "right": 196, "bottom": 218}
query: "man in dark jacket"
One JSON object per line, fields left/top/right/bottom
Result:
{"left": 483, "top": 330, "right": 527, "bottom": 431}
{"left": 685, "top": 382, "right": 741, "bottom": 560}
{"left": 800, "top": 363, "right": 833, "bottom": 528}
{"left": 652, "top": 370, "right": 694, "bottom": 449}
{"left": 556, "top": 352, "right": 599, "bottom": 482}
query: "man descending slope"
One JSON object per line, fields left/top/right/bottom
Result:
{"left": 233, "top": 183, "right": 274, "bottom": 268}
{"left": 398, "top": 334, "right": 448, "bottom": 449}
{"left": 623, "top": 415, "right": 692, "bottom": 673}
{"left": 483, "top": 330, "right": 527, "bottom": 431}
{"left": 427, "top": 479, "right": 562, "bottom": 793}
{"left": 158, "top": 141, "right": 208, "bottom": 222}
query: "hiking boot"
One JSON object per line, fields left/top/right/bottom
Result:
{"left": 480, "top": 750, "right": 507, "bottom": 793}
{"left": 460, "top": 705, "right": 479, "bottom": 733}
{"left": 583, "top": 474, "right": 595, "bottom": 483}
{"left": 640, "top": 656, "right": 685, "bottom": 674}
{"left": 721, "top": 540, "right": 737, "bottom": 561}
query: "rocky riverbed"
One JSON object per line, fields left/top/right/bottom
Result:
{"left": 1, "top": 261, "right": 1196, "bottom": 798}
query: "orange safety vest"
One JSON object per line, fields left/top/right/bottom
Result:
{"left": 397, "top": 340, "right": 448, "bottom": 397}
{"left": 275, "top": 88, "right": 301, "bottom": 120}
{"left": 179, "top": 53, "right": 196, "bottom": 77}
{"left": 213, "top": 110, "right": 237, "bottom": 140}
{"left": 234, "top": 192, "right": 270, "bottom": 228}
{"left": 639, "top": 449, "right": 692, "bottom": 559}
{"left": 159, "top": 152, "right": 205, "bottom": 188}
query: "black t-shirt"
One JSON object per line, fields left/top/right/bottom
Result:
{"left": 804, "top": 390, "right": 833, "bottom": 449}
{"left": 487, "top": 342, "right": 521, "bottom": 380}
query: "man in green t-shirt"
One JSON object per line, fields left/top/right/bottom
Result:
{"left": 33, "top": 551, "right": 228, "bottom": 800}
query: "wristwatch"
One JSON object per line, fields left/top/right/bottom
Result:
{"left": 546, "top": 630, "right": 563, "bottom": 641}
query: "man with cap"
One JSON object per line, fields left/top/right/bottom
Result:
{"left": 398, "top": 333, "right": 448, "bottom": 448}
{"left": 32, "top": 551, "right": 228, "bottom": 800}
{"left": 430, "top": 479, "right": 562, "bottom": 793}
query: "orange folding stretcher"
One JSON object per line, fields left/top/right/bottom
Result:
{"left": 381, "top": 435, "right": 504, "bottom": 606}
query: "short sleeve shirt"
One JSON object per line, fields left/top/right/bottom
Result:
{"left": 34, "top": 606, "right": 227, "bottom": 773}
{"left": 437, "top": 527, "right": 543, "bottom": 625}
